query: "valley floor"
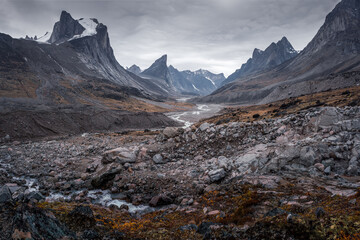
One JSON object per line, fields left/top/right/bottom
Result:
{"left": 1, "top": 87, "right": 360, "bottom": 239}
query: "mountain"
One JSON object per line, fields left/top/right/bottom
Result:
{"left": 1, "top": 11, "right": 170, "bottom": 105}
{"left": 193, "top": 69, "right": 225, "bottom": 88}
{"left": 0, "top": 11, "right": 178, "bottom": 138}
{"left": 127, "top": 64, "right": 141, "bottom": 75}
{"left": 222, "top": 37, "right": 298, "bottom": 86}
{"left": 140, "top": 55, "right": 225, "bottom": 96}
{"left": 196, "top": 0, "right": 360, "bottom": 104}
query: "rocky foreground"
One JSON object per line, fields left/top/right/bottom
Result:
{"left": 1, "top": 106, "right": 360, "bottom": 239}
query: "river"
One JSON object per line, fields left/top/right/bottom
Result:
{"left": 166, "top": 103, "right": 224, "bottom": 128}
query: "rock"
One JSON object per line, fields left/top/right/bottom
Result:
{"left": 0, "top": 185, "right": 12, "bottom": 204}
{"left": 217, "top": 156, "right": 232, "bottom": 171}
{"left": 91, "top": 168, "right": 121, "bottom": 188}
{"left": 149, "top": 194, "right": 173, "bottom": 207}
{"left": 324, "top": 166, "right": 331, "bottom": 175}
{"left": 347, "top": 164, "right": 359, "bottom": 176}
{"left": 102, "top": 147, "right": 136, "bottom": 164}
{"left": 197, "top": 222, "right": 217, "bottom": 235}
{"left": 152, "top": 154, "right": 167, "bottom": 164}
{"left": 287, "top": 214, "right": 293, "bottom": 223}
{"left": 208, "top": 169, "right": 226, "bottom": 183}
{"left": 207, "top": 210, "right": 220, "bottom": 216}
{"left": 315, "top": 107, "right": 341, "bottom": 131}
{"left": 82, "top": 229, "right": 100, "bottom": 240}
{"left": 314, "top": 163, "right": 325, "bottom": 172}
{"left": 25, "top": 191, "right": 45, "bottom": 202}
{"left": 315, "top": 207, "right": 326, "bottom": 218}
{"left": 68, "top": 205, "right": 96, "bottom": 229}
{"left": 300, "top": 146, "right": 317, "bottom": 167}
{"left": 12, "top": 204, "right": 74, "bottom": 239}
{"left": 179, "top": 224, "right": 198, "bottom": 232}
{"left": 163, "top": 127, "right": 179, "bottom": 138}
{"left": 265, "top": 208, "right": 288, "bottom": 217}
{"left": 200, "top": 123, "right": 211, "bottom": 131}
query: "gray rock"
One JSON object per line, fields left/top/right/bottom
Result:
{"left": 153, "top": 154, "right": 167, "bottom": 164}
{"left": 324, "top": 166, "right": 331, "bottom": 174}
{"left": 199, "top": 123, "right": 211, "bottom": 131}
{"left": 315, "top": 207, "right": 326, "bottom": 218}
{"left": 300, "top": 146, "right": 316, "bottom": 167}
{"left": 208, "top": 169, "right": 226, "bottom": 183}
{"left": 0, "top": 185, "right": 12, "bottom": 204}
{"left": 102, "top": 147, "right": 137, "bottom": 164}
{"left": 315, "top": 107, "right": 341, "bottom": 131}
{"left": 25, "top": 191, "right": 45, "bottom": 202}
{"left": 347, "top": 164, "right": 359, "bottom": 176}
{"left": 163, "top": 127, "right": 179, "bottom": 138}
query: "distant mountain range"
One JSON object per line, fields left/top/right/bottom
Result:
{"left": 222, "top": 37, "right": 298, "bottom": 86}
{"left": 196, "top": 0, "right": 360, "bottom": 104}
{"left": 131, "top": 55, "right": 225, "bottom": 96}
{"left": 1, "top": 0, "right": 359, "bottom": 114}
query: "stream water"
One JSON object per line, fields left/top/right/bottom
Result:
{"left": 167, "top": 103, "right": 223, "bottom": 128}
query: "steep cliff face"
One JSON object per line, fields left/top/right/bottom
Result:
{"left": 49, "top": 11, "right": 86, "bottom": 44}
{"left": 223, "top": 37, "right": 298, "bottom": 85}
{"left": 142, "top": 55, "right": 171, "bottom": 84}
{"left": 197, "top": 0, "right": 360, "bottom": 104}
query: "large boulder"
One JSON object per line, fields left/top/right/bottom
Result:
{"left": 12, "top": 204, "right": 75, "bottom": 239}
{"left": 102, "top": 147, "right": 137, "bottom": 164}
{"left": 91, "top": 168, "right": 121, "bottom": 188}
{"left": 208, "top": 169, "right": 226, "bottom": 183}
{"left": 152, "top": 154, "right": 168, "bottom": 164}
{"left": 149, "top": 194, "right": 173, "bottom": 207}
{"left": 0, "top": 185, "right": 12, "bottom": 204}
{"left": 163, "top": 127, "right": 179, "bottom": 138}
{"left": 314, "top": 107, "right": 342, "bottom": 131}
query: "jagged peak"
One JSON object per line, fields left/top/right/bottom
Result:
{"left": 156, "top": 54, "right": 168, "bottom": 64}
{"left": 60, "top": 10, "right": 73, "bottom": 20}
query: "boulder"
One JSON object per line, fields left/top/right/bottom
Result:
{"left": 91, "top": 168, "right": 121, "bottom": 188}
{"left": 149, "top": 194, "right": 173, "bottom": 207}
{"left": 208, "top": 169, "right": 226, "bottom": 183}
{"left": 152, "top": 154, "right": 167, "bottom": 164}
{"left": 12, "top": 204, "right": 74, "bottom": 239}
{"left": 300, "top": 146, "right": 317, "bottom": 167}
{"left": 199, "top": 123, "right": 211, "bottom": 131}
{"left": 0, "top": 185, "right": 12, "bottom": 204}
{"left": 102, "top": 147, "right": 137, "bottom": 164}
{"left": 163, "top": 127, "right": 179, "bottom": 138}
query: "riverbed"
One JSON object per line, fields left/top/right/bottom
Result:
{"left": 166, "top": 103, "right": 224, "bottom": 128}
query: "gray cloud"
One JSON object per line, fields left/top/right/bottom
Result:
{"left": 0, "top": 0, "right": 340, "bottom": 76}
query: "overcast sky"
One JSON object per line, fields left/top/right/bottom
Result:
{"left": 0, "top": 0, "right": 340, "bottom": 76}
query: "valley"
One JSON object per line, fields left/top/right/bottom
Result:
{"left": 1, "top": 0, "right": 360, "bottom": 239}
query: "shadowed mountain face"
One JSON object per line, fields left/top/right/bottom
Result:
{"left": 0, "top": 11, "right": 180, "bottom": 138}
{"left": 222, "top": 37, "right": 298, "bottom": 86}
{"left": 49, "top": 10, "right": 86, "bottom": 44}
{"left": 0, "top": 11, "right": 171, "bottom": 108}
{"left": 196, "top": 0, "right": 360, "bottom": 104}
{"left": 140, "top": 55, "right": 225, "bottom": 96}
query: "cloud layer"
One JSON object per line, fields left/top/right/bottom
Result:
{"left": 0, "top": 0, "right": 340, "bottom": 76}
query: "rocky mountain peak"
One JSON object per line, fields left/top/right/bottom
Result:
{"left": 127, "top": 64, "right": 142, "bottom": 75}
{"left": 49, "top": 11, "right": 85, "bottom": 44}
{"left": 222, "top": 37, "right": 298, "bottom": 85}
{"left": 305, "top": 0, "right": 360, "bottom": 53}
{"left": 142, "top": 54, "right": 169, "bottom": 81}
